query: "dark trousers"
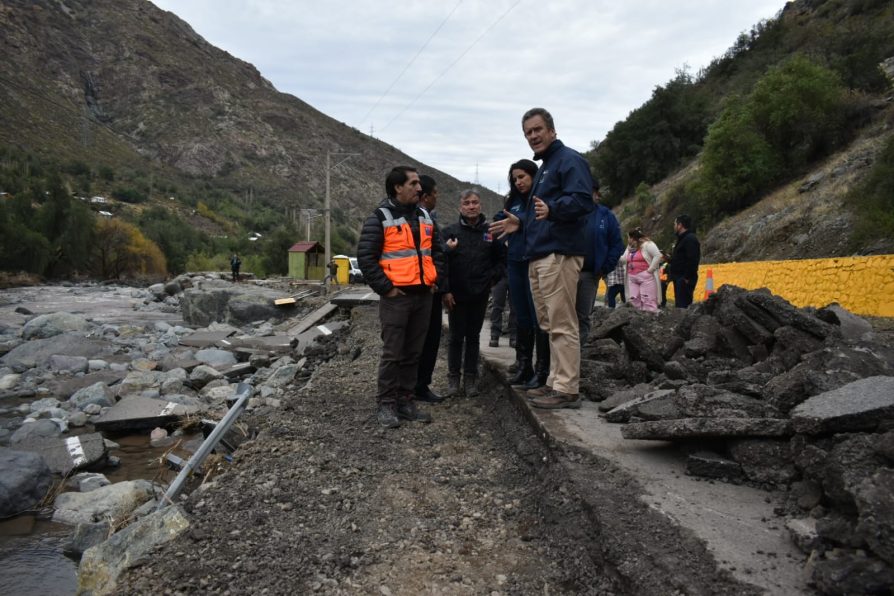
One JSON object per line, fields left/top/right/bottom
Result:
{"left": 607, "top": 284, "right": 625, "bottom": 308}
{"left": 377, "top": 291, "right": 432, "bottom": 403}
{"left": 489, "top": 276, "right": 515, "bottom": 337}
{"left": 507, "top": 260, "right": 537, "bottom": 330}
{"left": 447, "top": 293, "right": 489, "bottom": 376}
{"left": 415, "top": 293, "right": 443, "bottom": 391}
{"left": 673, "top": 275, "right": 698, "bottom": 309}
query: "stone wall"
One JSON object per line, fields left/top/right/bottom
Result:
{"left": 671, "top": 255, "right": 894, "bottom": 317}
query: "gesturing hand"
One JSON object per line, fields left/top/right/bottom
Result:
{"left": 446, "top": 238, "right": 458, "bottom": 250}
{"left": 533, "top": 196, "right": 549, "bottom": 220}
{"left": 489, "top": 211, "right": 520, "bottom": 239}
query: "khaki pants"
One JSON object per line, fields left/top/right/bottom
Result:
{"left": 529, "top": 254, "right": 583, "bottom": 394}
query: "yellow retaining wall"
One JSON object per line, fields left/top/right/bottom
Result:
{"left": 681, "top": 255, "right": 894, "bottom": 317}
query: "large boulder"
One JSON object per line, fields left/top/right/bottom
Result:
{"left": 194, "top": 348, "right": 237, "bottom": 368}
{"left": 0, "top": 448, "right": 54, "bottom": 517}
{"left": 180, "top": 285, "right": 292, "bottom": 327}
{"left": 77, "top": 505, "right": 190, "bottom": 596}
{"left": 0, "top": 333, "right": 111, "bottom": 372}
{"left": 9, "top": 419, "right": 62, "bottom": 444}
{"left": 52, "top": 479, "right": 159, "bottom": 525}
{"left": 69, "top": 382, "right": 117, "bottom": 410}
{"left": 22, "top": 312, "right": 91, "bottom": 340}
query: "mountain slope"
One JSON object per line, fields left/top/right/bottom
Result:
{"left": 0, "top": 0, "right": 503, "bottom": 230}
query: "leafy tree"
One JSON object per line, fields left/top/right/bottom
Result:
{"left": 93, "top": 219, "right": 166, "bottom": 279}
{"left": 0, "top": 203, "right": 51, "bottom": 273}
{"left": 259, "top": 224, "right": 300, "bottom": 276}
{"left": 35, "top": 177, "right": 96, "bottom": 277}
{"left": 139, "top": 206, "right": 210, "bottom": 274}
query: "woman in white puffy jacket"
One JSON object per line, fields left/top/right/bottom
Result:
{"left": 619, "top": 228, "right": 662, "bottom": 313}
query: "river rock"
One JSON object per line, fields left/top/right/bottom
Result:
{"left": 22, "top": 312, "right": 91, "bottom": 340}
{"left": 790, "top": 376, "right": 894, "bottom": 434}
{"left": 70, "top": 382, "right": 117, "bottom": 410}
{"left": 0, "top": 373, "right": 20, "bottom": 390}
{"left": 195, "top": 348, "right": 238, "bottom": 368}
{"left": 70, "top": 472, "right": 111, "bottom": 492}
{"left": 16, "top": 433, "right": 107, "bottom": 475}
{"left": 29, "top": 397, "right": 61, "bottom": 413}
{"left": 812, "top": 550, "right": 894, "bottom": 596}
{"left": 190, "top": 364, "right": 224, "bottom": 388}
{"left": 63, "top": 522, "right": 111, "bottom": 558}
{"left": 9, "top": 419, "right": 62, "bottom": 444}
{"left": 47, "top": 354, "right": 89, "bottom": 374}
{"left": 0, "top": 333, "right": 111, "bottom": 372}
{"left": 53, "top": 479, "right": 159, "bottom": 525}
{"left": 77, "top": 505, "right": 190, "bottom": 596}
{"left": 117, "top": 370, "right": 166, "bottom": 398}
{"left": 264, "top": 363, "right": 302, "bottom": 388}
{"left": 0, "top": 448, "right": 54, "bottom": 517}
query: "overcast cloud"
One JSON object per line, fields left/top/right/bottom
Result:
{"left": 150, "top": 0, "right": 785, "bottom": 194}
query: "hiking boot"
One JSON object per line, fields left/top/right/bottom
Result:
{"left": 396, "top": 400, "right": 432, "bottom": 423}
{"left": 531, "top": 390, "right": 581, "bottom": 410}
{"left": 489, "top": 336, "right": 499, "bottom": 347}
{"left": 509, "top": 335, "right": 516, "bottom": 348}
{"left": 526, "top": 385, "right": 551, "bottom": 400}
{"left": 444, "top": 374, "right": 461, "bottom": 397}
{"left": 464, "top": 375, "right": 479, "bottom": 398}
{"left": 376, "top": 403, "right": 400, "bottom": 428}
{"left": 415, "top": 386, "right": 444, "bottom": 403}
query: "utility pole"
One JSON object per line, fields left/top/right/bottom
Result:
{"left": 325, "top": 151, "right": 359, "bottom": 265}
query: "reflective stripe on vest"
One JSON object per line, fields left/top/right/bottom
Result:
{"left": 378, "top": 206, "right": 437, "bottom": 286}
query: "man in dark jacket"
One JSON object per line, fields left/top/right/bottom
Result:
{"left": 668, "top": 214, "right": 701, "bottom": 308}
{"left": 414, "top": 174, "right": 446, "bottom": 403}
{"left": 575, "top": 181, "right": 623, "bottom": 345}
{"left": 441, "top": 190, "right": 505, "bottom": 397}
{"left": 520, "top": 107, "right": 594, "bottom": 410}
{"left": 356, "top": 166, "right": 447, "bottom": 428}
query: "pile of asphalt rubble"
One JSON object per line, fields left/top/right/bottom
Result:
{"left": 0, "top": 273, "right": 343, "bottom": 591}
{"left": 584, "top": 284, "right": 894, "bottom": 594}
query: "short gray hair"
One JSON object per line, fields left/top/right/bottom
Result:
{"left": 522, "top": 107, "right": 555, "bottom": 131}
{"left": 459, "top": 189, "right": 480, "bottom": 201}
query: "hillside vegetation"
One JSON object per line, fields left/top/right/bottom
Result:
{"left": 587, "top": 0, "right": 894, "bottom": 256}
{"left": 0, "top": 0, "right": 500, "bottom": 279}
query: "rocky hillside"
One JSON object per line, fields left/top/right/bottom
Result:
{"left": 624, "top": 102, "right": 894, "bottom": 263}
{"left": 0, "top": 0, "right": 503, "bottom": 225}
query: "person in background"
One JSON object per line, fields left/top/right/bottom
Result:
{"left": 441, "top": 190, "right": 505, "bottom": 398}
{"left": 327, "top": 259, "right": 339, "bottom": 285}
{"left": 491, "top": 159, "right": 546, "bottom": 388}
{"left": 668, "top": 214, "right": 701, "bottom": 308}
{"left": 491, "top": 108, "right": 594, "bottom": 409}
{"left": 575, "top": 180, "right": 623, "bottom": 346}
{"left": 658, "top": 253, "right": 670, "bottom": 308}
{"left": 414, "top": 175, "right": 446, "bottom": 403}
{"left": 230, "top": 253, "right": 241, "bottom": 283}
{"left": 356, "top": 166, "right": 446, "bottom": 429}
{"left": 488, "top": 271, "right": 515, "bottom": 348}
{"left": 604, "top": 259, "right": 626, "bottom": 308}
{"left": 620, "top": 228, "right": 662, "bottom": 313}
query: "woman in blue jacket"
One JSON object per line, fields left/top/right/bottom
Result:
{"left": 491, "top": 159, "right": 549, "bottom": 388}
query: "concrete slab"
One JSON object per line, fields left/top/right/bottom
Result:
{"left": 329, "top": 287, "right": 379, "bottom": 306}
{"left": 93, "top": 396, "right": 199, "bottom": 432}
{"left": 475, "top": 317, "right": 811, "bottom": 595}
{"left": 790, "top": 375, "right": 894, "bottom": 434}
{"left": 16, "top": 432, "right": 107, "bottom": 475}
{"left": 292, "top": 321, "right": 349, "bottom": 354}
{"left": 179, "top": 331, "right": 235, "bottom": 348}
{"left": 286, "top": 303, "right": 338, "bottom": 337}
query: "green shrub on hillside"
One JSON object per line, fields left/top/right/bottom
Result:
{"left": 695, "top": 55, "right": 849, "bottom": 221}
{"left": 112, "top": 186, "right": 148, "bottom": 204}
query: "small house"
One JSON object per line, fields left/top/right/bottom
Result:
{"left": 288, "top": 241, "right": 325, "bottom": 280}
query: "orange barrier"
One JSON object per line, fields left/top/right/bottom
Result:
{"left": 703, "top": 268, "right": 715, "bottom": 300}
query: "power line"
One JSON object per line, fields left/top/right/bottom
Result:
{"left": 381, "top": 0, "right": 521, "bottom": 132}
{"left": 358, "top": 0, "right": 463, "bottom": 127}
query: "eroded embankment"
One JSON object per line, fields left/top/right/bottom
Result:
{"left": 122, "top": 305, "right": 622, "bottom": 594}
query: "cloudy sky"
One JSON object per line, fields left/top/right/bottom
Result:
{"left": 150, "top": 0, "right": 785, "bottom": 194}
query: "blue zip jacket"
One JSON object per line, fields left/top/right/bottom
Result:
{"left": 582, "top": 204, "right": 624, "bottom": 275}
{"left": 496, "top": 193, "right": 528, "bottom": 263}
{"left": 523, "top": 140, "right": 594, "bottom": 260}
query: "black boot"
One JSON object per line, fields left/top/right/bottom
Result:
{"left": 524, "top": 329, "right": 550, "bottom": 389}
{"left": 508, "top": 328, "right": 534, "bottom": 385}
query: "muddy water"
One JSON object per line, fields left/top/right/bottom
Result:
{"left": 0, "top": 283, "right": 195, "bottom": 592}
{"left": 0, "top": 432, "right": 201, "bottom": 595}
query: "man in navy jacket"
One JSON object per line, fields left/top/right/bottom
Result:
{"left": 520, "top": 107, "right": 594, "bottom": 409}
{"left": 576, "top": 181, "right": 623, "bottom": 346}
